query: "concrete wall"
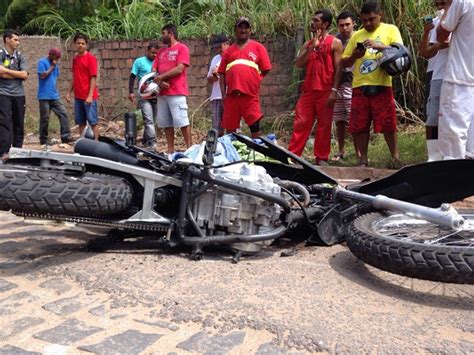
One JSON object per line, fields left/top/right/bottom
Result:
{"left": 19, "top": 35, "right": 297, "bottom": 122}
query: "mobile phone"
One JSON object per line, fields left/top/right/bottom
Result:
{"left": 423, "top": 15, "right": 434, "bottom": 24}
{"left": 356, "top": 42, "right": 365, "bottom": 50}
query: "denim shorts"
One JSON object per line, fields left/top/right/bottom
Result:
{"left": 157, "top": 95, "right": 189, "bottom": 128}
{"left": 74, "top": 99, "right": 98, "bottom": 125}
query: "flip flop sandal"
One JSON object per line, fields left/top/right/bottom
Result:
{"left": 331, "top": 153, "right": 344, "bottom": 161}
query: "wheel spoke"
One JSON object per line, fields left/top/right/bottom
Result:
{"left": 374, "top": 214, "right": 474, "bottom": 247}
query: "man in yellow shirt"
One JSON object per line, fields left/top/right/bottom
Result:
{"left": 341, "top": 1, "right": 403, "bottom": 167}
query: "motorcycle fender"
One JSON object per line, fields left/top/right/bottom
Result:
{"left": 348, "top": 159, "right": 474, "bottom": 207}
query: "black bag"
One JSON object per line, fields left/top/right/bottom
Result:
{"left": 360, "top": 85, "right": 385, "bottom": 96}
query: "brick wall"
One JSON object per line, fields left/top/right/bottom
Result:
{"left": 19, "top": 36, "right": 296, "bottom": 121}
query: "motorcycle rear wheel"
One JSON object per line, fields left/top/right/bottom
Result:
{"left": 0, "top": 166, "right": 132, "bottom": 216}
{"left": 347, "top": 211, "right": 474, "bottom": 284}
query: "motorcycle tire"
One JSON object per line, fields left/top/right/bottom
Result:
{"left": 0, "top": 167, "right": 132, "bottom": 216}
{"left": 347, "top": 211, "right": 474, "bottom": 284}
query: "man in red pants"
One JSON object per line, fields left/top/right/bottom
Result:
{"left": 288, "top": 9, "right": 343, "bottom": 165}
{"left": 218, "top": 17, "right": 272, "bottom": 138}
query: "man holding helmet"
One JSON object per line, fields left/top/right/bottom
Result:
{"left": 128, "top": 42, "right": 159, "bottom": 149}
{"left": 341, "top": 1, "right": 406, "bottom": 167}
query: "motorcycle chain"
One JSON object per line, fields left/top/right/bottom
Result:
{"left": 13, "top": 211, "right": 169, "bottom": 232}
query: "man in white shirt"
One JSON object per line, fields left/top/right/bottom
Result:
{"left": 437, "top": 0, "right": 474, "bottom": 159}
{"left": 419, "top": 0, "right": 450, "bottom": 160}
{"left": 207, "top": 34, "right": 229, "bottom": 136}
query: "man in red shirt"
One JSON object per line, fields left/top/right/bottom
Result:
{"left": 218, "top": 17, "right": 272, "bottom": 138}
{"left": 153, "top": 24, "right": 191, "bottom": 156}
{"left": 65, "top": 33, "right": 99, "bottom": 140}
{"left": 288, "top": 9, "right": 343, "bottom": 165}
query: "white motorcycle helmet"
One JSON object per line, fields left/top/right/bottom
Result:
{"left": 138, "top": 72, "right": 160, "bottom": 99}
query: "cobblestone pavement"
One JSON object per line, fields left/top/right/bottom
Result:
{"left": 0, "top": 210, "right": 473, "bottom": 354}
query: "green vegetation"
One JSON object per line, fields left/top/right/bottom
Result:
{"left": 7, "top": 0, "right": 434, "bottom": 115}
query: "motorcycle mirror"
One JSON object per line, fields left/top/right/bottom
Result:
{"left": 203, "top": 129, "right": 218, "bottom": 166}
{"left": 124, "top": 111, "right": 137, "bottom": 147}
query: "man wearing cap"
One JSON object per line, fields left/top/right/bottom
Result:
{"left": 218, "top": 17, "right": 272, "bottom": 138}
{"left": 288, "top": 9, "right": 343, "bottom": 166}
{"left": 207, "top": 34, "right": 229, "bottom": 136}
{"left": 128, "top": 42, "right": 159, "bottom": 148}
{"left": 37, "top": 47, "right": 71, "bottom": 145}
{"left": 0, "top": 29, "right": 28, "bottom": 162}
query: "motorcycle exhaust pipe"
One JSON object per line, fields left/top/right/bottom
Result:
{"left": 124, "top": 111, "right": 137, "bottom": 147}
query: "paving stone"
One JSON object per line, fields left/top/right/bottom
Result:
{"left": 89, "top": 305, "right": 107, "bottom": 316}
{"left": 79, "top": 330, "right": 162, "bottom": 354}
{"left": 33, "top": 319, "right": 104, "bottom": 345}
{"left": 0, "top": 278, "right": 17, "bottom": 292}
{"left": 0, "top": 291, "right": 37, "bottom": 315}
{"left": 134, "top": 318, "right": 180, "bottom": 331}
{"left": 42, "top": 296, "right": 82, "bottom": 316}
{"left": 39, "top": 278, "right": 72, "bottom": 294}
{"left": 0, "top": 241, "right": 23, "bottom": 253}
{"left": 0, "top": 317, "right": 44, "bottom": 339}
{"left": 256, "top": 343, "right": 288, "bottom": 354}
{"left": 176, "top": 331, "right": 246, "bottom": 354}
{"left": 0, "top": 262, "right": 25, "bottom": 270}
{"left": 0, "top": 291, "right": 32, "bottom": 302}
{"left": 0, "top": 345, "right": 41, "bottom": 355}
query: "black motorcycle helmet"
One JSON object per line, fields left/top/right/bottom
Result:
{"left": 379, "top": 43, "right": 412, "bottom": 76}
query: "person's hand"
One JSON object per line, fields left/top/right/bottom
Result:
{"left": 423, "top": 22, "right": 435, "bottom": 33}
{"left": 128, "top": 93, "right": 135, "bottom": 102}
{"left": 363, "top": 39, "right": 385, "bottom": 51}
{"left": 51, "top": 59, "right": 58, "bottom": 66}
{"left": 327, "top": 91, "right": 337, "bottom": 107}
{"left": 308, "top": 28, "right": 322, "bottom": 50}
{"left": 438, "top": 41, "right": 450, "bottom": 49}
{"left": 0, "top": 66, "right": 6, "bottom": 75}
{"left": 352, "top": 46, "right": 366, "bottom": 59}
{"left": 159, "top": 81, "right": 170, "bottom": 90}
{"left": 65, "top": 92, "right": 71, "bottom": 103}
{"left": 153, "top": 74, "right": 163, "bottom": 84}
{"left": 85, "top": 95, "right": 93, "bottom": 105}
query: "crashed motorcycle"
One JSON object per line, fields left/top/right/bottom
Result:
{"left": 0, "top": 117, "right": 473, "bottom": 284}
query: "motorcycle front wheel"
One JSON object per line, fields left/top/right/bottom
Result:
{"left": 0, "top": 166, "right": 133, "bottom": 216}
{"left": 347, "top": 211, "right": 474, "bottom": 284}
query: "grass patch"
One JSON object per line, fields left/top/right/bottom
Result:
{"left": 325, "top": 125, "right": 427, "bottom": 168}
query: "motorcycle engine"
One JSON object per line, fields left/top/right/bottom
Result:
{"left": 191, "top": 163, "right": 283, "bottom": 251}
